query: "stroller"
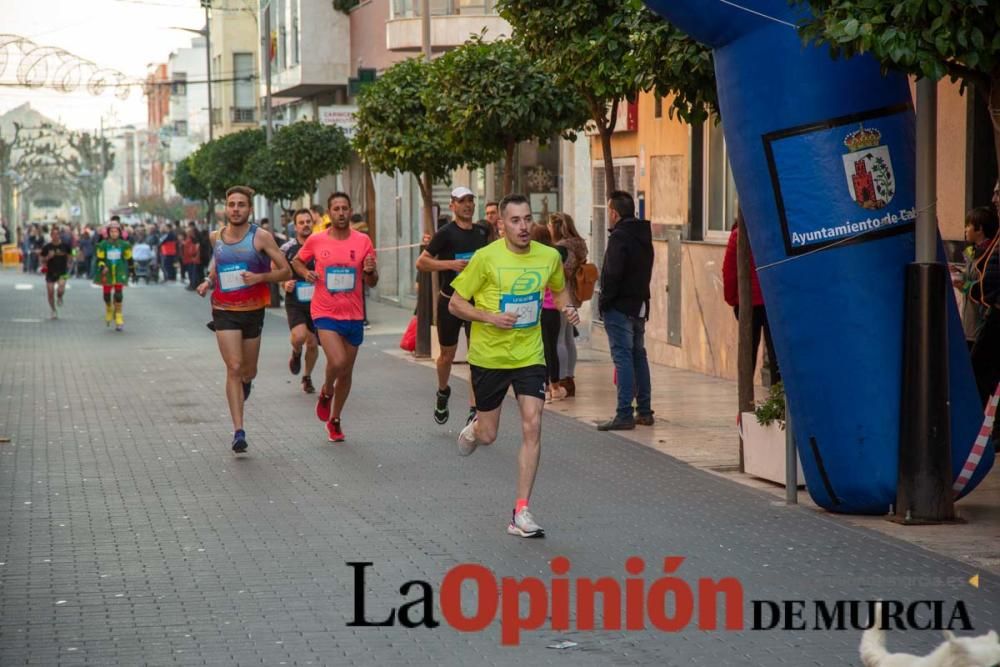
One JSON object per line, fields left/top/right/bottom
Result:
{"left": 131, "top": 242, "right": 157, "bottom": 284}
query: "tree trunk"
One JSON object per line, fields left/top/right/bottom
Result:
{"left": 417, "top": 172, "right": 435, "bottom": 237}
{"left": 414, "top": 171, "right": 435, "bottom": 358}
{"left": 600, "top": 125, "right": 616, "bottom": 199}
{"left": 587, "top": 97, "right": 618, "bottom": 198}
{"left": 503, "top": 140, "right": 516, "bottom": 196}
{"left": 736, "top": 207, "right": 754, "bottom": 473}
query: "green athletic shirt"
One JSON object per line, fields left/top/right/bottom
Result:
{"left": 450, "top": 238, "right": 565, "bottom": 369}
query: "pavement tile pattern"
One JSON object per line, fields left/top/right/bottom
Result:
{"left": 0, "top": 272, "right": 997, "bottom": 666}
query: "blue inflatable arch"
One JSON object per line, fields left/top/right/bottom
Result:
{"left": 642, "top": 0, "right": 994, "bottom": 513}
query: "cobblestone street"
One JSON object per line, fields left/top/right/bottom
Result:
{"left": 1, "top": 271, "right": 997, "bottom": 666}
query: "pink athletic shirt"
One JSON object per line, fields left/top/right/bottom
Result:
{"left": 297, "top": 229, "right": 375, "bottom": 321}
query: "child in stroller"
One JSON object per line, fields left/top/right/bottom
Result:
{"left": 132, "top": 240, "right": 156, "bottom": 284}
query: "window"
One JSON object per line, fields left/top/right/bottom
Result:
{"left": 174, "top": 120, "right": 188, "bottom": 136}
{"left": 233, "top": 52, "right": 254, "bottom": 117}
{"left": 654, "top": 95, "right": 662, "bottom": 119}
{"left": 171, "top": 72, "right": 187, "bottom": 96}
{"left": 591, "top": 159, "right": 637, "bottom": 271}
{"left": 703, "top": 119, "right": 738, "bottom": 238}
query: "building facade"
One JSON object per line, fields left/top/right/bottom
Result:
{"left": 209, "top": 0, "right": 260, "bottom": 138}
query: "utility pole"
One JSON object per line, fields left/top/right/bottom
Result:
{"left": 263, "top": 2, "right": 276, "bottom": 229}
{"left": 202, "top": 0, "right": 214, "bottom": 142}
{"left": 414, "top": 0, "right": 435, "bottom": 358}
{"left": 896, "top": 77, "right": 955, "bottom": 524}
{"left": 99, "top": 117, "right": 105, "bottom": 223}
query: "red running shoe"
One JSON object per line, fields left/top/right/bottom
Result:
{"left": 316, "top": 391, "right": 332, "bottom": 422}
{"left": 326, "top": 418, "right": 345, "bottom": 443}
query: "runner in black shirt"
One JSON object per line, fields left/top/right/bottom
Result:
{"left": 278, "top": 208, "right": 320, "bottom": 394}
{"left": 415, "top": 186, "right": 490, "bottom": 425}
{"left": 40, "top": 232, "right": 71, "bottom": 319}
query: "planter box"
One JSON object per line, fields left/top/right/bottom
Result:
{"left": 741, "top": 413, "right": 805, "bottom": 487}
{"left": 430, "top": 325, "right": 468, "bottom": 363}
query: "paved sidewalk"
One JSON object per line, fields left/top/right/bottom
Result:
{"left": 1, "top": 270, "right": 997, "bottom": 666}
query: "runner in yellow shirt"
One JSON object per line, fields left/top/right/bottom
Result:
{"left": 449, "top": 193, "right": 580, "bottom": 538}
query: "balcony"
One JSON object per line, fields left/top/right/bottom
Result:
{"left": 230, "top": 107, "right": 257, "bottom": 123}
{"left": 387, "top": 0, "right": 510, "bottom": 52}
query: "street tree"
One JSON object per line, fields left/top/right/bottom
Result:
{"left": 353, "top": 57, "right": 480, "bottom": 235}
{"left": 497, "top": 0, "right": 717, "bottom": 195}
{"left": 428, "top": 36, "right": 591, "bottom": 195}
{"left": 245, "top": 121, "right": 351, "bottom": 206}
{"left": 66, "top": 131, "right": 114, "bottom": 224}
{"left": 793, "top": 0, "right": 1000, "bottom": 169}
{"left": 190, "top": 128, "right": 264, "bottom": 200}
{"left": 173, "top": 155, "right": 209, "bottom": 203}
{"left": 136, "top": 194, "right": 186, "bottom": 221}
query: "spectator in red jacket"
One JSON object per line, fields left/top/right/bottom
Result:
{"left": 181, "top": 226, "right": 202, "bottom": 290}
{"left": 722, "top": 221, "right": 780, "bottom": 383}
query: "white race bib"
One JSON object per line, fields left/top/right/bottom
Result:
{"left": 106, "top": 248, "right": 122, "bottom": 261}
{"left": 500, "top": 292, "right": 541, "bottom": 329}
{"left": 218, "top": 263, "right": 248, "bottom": 292}
{"left": 325, "top": 266, "right": 356, "bottom": 293}
{"left": 295, "top": 281, "right": 314, "bottom": 303}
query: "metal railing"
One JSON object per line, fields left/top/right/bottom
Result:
{"left": 230, "top": 107, "right": 256, "bottom": 123}
{"left": 391, "top": 0, "right": 495, "bottom": 18}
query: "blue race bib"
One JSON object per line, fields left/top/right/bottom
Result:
{"left": 499, "top": 292, "right": 541, "bottom": 329}
{"left": 325, "top": 266, "right": 356, "bottom": 293}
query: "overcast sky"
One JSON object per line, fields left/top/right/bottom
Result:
{"left": 0, "top": 0, "right": 209, "bottom": 131}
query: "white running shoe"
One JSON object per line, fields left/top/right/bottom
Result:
{"left": 457, "top": 418, "right": 478, "bottom": 456}
{"left": 507, "top": 508, "right": 545, "bottom": 538}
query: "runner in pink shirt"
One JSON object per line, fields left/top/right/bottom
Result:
{"left": 293, "top": 192, "right": 378, "bottom": 443}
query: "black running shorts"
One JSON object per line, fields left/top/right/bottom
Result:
{"left": 285, "top": 303, "right": 316, "bottom": 334}
{"left": 437, "top": 293, "right": 470, "bottom": 347}
{"left": 470, "top": 364, "right": 547, "bottom": 412}
{"left": 212, "top": 308, "right": 265, "bottom": 339}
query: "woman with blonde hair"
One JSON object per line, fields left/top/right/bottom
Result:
{"left": 548, "top": 212, "right": 588, "bottom": 397}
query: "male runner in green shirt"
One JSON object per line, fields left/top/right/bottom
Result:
{"left": 449, "top": 193, "right": 581, "bottom": 538}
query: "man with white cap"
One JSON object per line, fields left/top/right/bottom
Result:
{"left": 415, "top": 186, "right": 490, "bottom": 426}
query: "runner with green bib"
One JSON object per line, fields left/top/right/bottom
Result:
{"left": 449, "top": 193, "right": 581, "bottom": 538}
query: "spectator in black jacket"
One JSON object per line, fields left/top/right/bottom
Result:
{"left": 970, "top": 202, "right": 1000, "bottom": 406}
{"left": 597, "top": 190, "right": 655, "bottom": 431}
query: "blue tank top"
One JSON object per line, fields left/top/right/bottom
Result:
{"left": 211, "top": 224, "right": 272, "bottom": 310}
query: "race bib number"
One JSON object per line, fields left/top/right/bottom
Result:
{"left": 218, "top": 263, "right": 248, "bottom": 292}
{"left": 325, "top": 266, "right": 356, "bottom": 293}
{"left": 106, "top": 248, "right": 122, "bottom": 261}
{"left": 500, "top": 292, "right": 541, "bottom": 329}
{"left": 295, "top": 281, "right": 314, "bottom": 302}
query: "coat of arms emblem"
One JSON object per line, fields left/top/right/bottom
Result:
{"left": 842, "top": 125, "right": 895, "bottom": 210}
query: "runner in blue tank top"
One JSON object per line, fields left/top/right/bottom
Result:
{"left": 197, "top": 186, "right": 291, "bottom": 454}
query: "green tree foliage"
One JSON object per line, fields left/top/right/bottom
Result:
{"left": 428, "top": 36, "right": 591, "bottom": 195}
{"left": 136, "top": 194, "right": 187, "bottom": 221}
{"left": 190, "top": 128, "right": 264, "bottom": 200}
{"left": 173, "top": 155, "right": 208, "bottom": 202}
{"left": 245, "top": 121, "right": 351, "bottom": 204}
{"left": 497, "top": 0, "right": 717, "bottom": 195}
{"left": 793, "top": 0, "right": 1000, "bottom": 168}
{"left": 353, "top": 58, "right": 479, "bottom": 233}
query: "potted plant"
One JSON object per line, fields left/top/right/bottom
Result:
{"left": 740, "top": 382, "right": 804, "bottom": 486}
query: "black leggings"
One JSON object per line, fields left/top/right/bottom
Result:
{"left": 541, "top": 308, "right": 562, "bottom": 384}
{"left": 971, "top": 307, "right": 1000, "bottom": 407}
{"left": 734, "top": 304, "right": 781, "bottom": 384}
